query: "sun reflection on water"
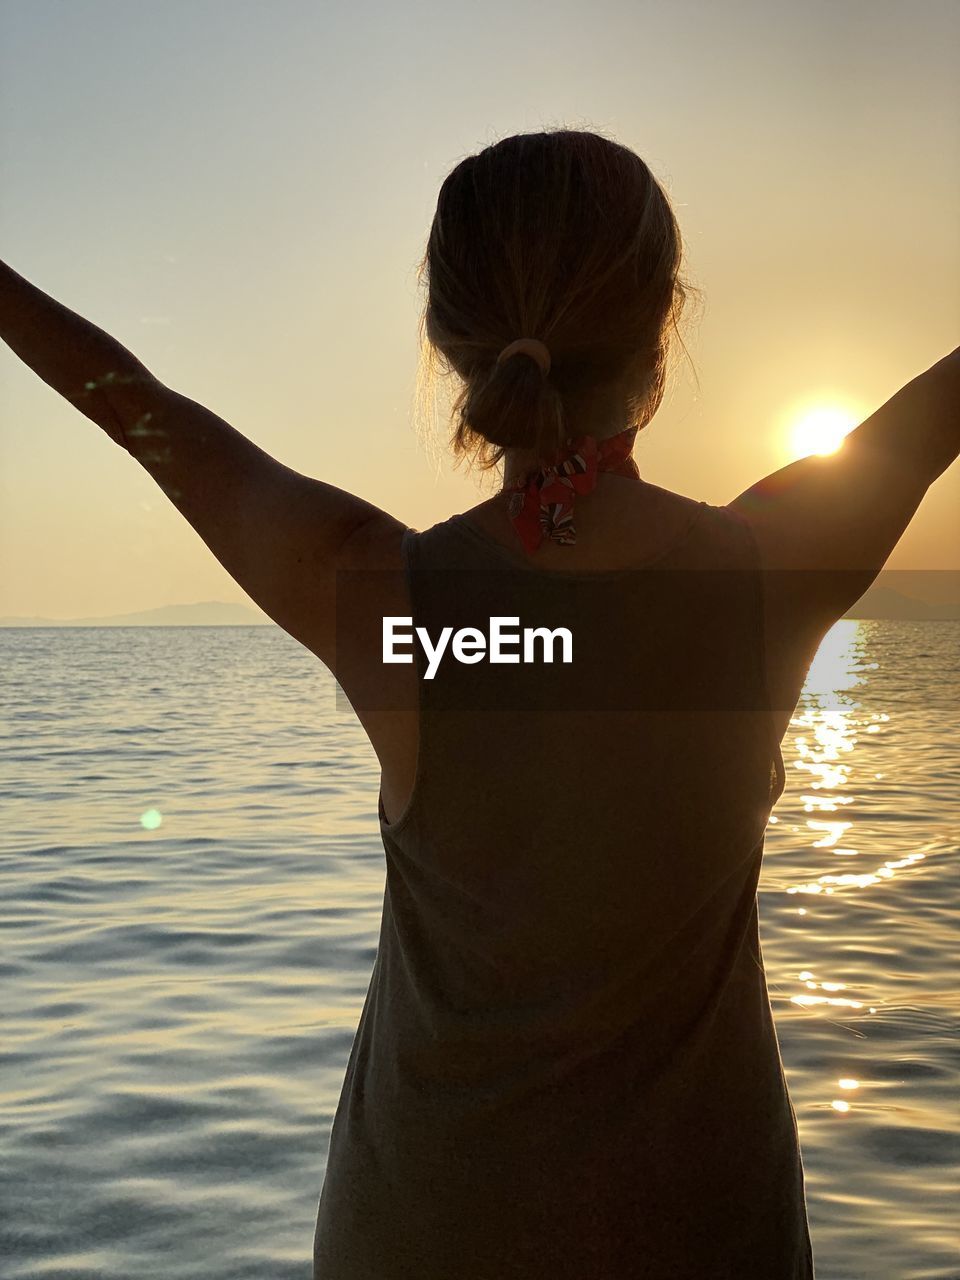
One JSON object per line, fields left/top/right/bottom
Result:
{"left": 779, "top": 622, "right": 931, "bottom": 897}
{"left": 768, "top": 618, "right": 954, "bottom": 1142}
{"left": 806, "top": 819, "right": 853, "bottom": 847}
{"left": 788, "top": 624, "right": 864, "bottom": 869}
{"left": 786, "top": 849, "right": 928, "bottom": 896}
{"left": 789, "top": 969, "right": 878, "bottom": 1017}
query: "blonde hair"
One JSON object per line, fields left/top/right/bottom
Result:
{"left": 414, "top": 127, "right": 702, "bottom": 477}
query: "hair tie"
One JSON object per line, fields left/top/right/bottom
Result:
{"left": 496, "top": 338, "right": 551, "bottom": 377}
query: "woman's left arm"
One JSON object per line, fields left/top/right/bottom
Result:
{"left": 0, "top": 258, "right": 403, "bottom": 665}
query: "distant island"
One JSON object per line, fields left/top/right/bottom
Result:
{"left": 0, "top": 601, "right": 273, "bottom": 627}
{"left": 1, "top": 573, "right": 957, "bottom": 626}
{"left": 842, "top": 586, "right": 958, "bottom": 621}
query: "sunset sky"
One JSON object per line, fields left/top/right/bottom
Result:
{"left": 1, "top": 0, "right": 957, "bottom": 619}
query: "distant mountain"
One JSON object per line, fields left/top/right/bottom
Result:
{"left": 841, "top": 586, "right": 958, "bottom": 621}
{"left": 1, "top": 573, "right": 957, "bottom": 626}
{"left": 0, "top": 601, "right": 274, "bottom": 627}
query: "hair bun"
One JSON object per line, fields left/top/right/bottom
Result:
{"left": 462, "top": 350, "right": 565, "bottom": 454}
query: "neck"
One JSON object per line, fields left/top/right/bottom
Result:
{"left": 499, "top": 382, "right": 641, "bottom": 488}
{"left": 501, "top": 421, "right": 635, "bottom": 487}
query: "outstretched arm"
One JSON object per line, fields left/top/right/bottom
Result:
{"left": 729, "top": 344, "right": 959, "bottom": 622}
{"left": 0, "top": 258, "right": 156, "bottom": 449}
{"left": 0, "top": 258, "right": 404, "bottom": 664}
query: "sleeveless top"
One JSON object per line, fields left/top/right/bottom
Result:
{"left": 313, "top": 499, "right": 816, "bottom": 1280}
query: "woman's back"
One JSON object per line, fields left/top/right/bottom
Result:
{"left": 342, "top": 414, "right": 938, "bottom": 829}
{"left": 314, "top": 495, "right": 815, "bottom": 1279}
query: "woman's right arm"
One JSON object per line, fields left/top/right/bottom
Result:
{"left": 825, "top": 345, "right": 959, "bottom": 487}
{"left": 728, "top": 346, "right": 959, "bottom": 626}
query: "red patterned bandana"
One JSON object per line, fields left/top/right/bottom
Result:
{"left": 504, "top": 424, "right": 641, "bottom": 554}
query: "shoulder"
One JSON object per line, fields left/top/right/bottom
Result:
{"left": 338, "top": 510, "right": 414, "bottom": 573}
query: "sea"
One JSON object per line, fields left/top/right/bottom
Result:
{"left": 1, "top": 621, "right": 957, "bottom": 1280}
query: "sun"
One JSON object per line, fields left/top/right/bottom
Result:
{"left": 788, "top": 404, "right": 860, "bottom": 460}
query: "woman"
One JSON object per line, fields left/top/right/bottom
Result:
{"left": 1, "top": 129, "right": 956, "bottom": 1279}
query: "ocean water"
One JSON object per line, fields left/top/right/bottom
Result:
{"left": 1, "top": 621, "right": 957, "bottom": 1280}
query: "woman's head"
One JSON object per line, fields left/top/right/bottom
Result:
{"left": 416, "top": 128, "right": 700, "bottom": 473}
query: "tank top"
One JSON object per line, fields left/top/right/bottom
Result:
{"left": 313, "top": 499, "right": 816, "bottom": 1280}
